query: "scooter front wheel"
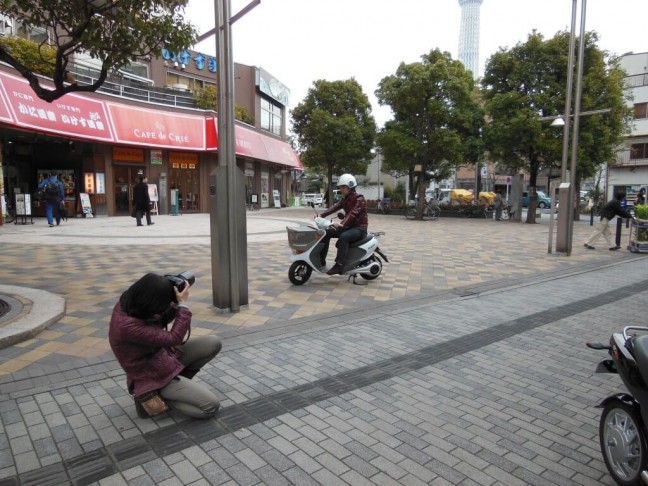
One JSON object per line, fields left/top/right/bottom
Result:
{"left": 599, "top": 399, "right": 647, "bottom": 486}
{"left": 288, "top": 261, "right": 312, "bottom": 285}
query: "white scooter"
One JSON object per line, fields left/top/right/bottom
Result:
{"left": 286, "top": 205, "right": 388, "bottom": 285}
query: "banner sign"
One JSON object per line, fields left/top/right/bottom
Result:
{"left": 107, "top": 103, "right": 206, "bottom": 151}
{"left": 0, "top": 72, "right": 113, "bottom": 141}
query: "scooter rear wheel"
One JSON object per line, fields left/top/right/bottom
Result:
{"left": 288, "top": 261, "right": 312, "bottom": 285}
{"left": 360, "top": 257, "right": 382, "bottom": 280}
{"left": 599, "top": 399, "right": 647, "bottom": 486}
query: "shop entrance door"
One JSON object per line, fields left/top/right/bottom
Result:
{"left": 113, "top": 166, "right": 140, "bottom": 216}
{"left": 169, "top": 166, "right": 200, "bottom": 212}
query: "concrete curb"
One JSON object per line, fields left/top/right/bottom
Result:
{"left": 0, "top": 285, "right": 65, "bottom": 349}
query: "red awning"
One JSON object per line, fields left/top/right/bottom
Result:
{"left": 0, "top": 69, "right": 303, "bottom": 169}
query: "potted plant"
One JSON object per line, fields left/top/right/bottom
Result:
{"left": 630, "top": 205, "right": 648, "bottom": 252}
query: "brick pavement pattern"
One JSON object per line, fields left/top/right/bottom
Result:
{"left": 0, "top": 208, "right": 641, "bottom": 485}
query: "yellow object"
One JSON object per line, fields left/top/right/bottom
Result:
{"left": 450, "top": 189, "right": 474, "bottom": 204}
{"left": 479, "top": 192, "right": 496, "bottom": 204}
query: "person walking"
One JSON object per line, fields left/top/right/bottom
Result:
{"left": 318, "top": 174, "right": 368, "bottom": 275}
{"left": 109, "top": 273, "right": 222, "bottom": 419}
{"left": 37, "top": 173, "right": 64, "bottom": 227}
{"left": 494, "top": 191, "right": 504, "bottom": 221}
{"left": 584, "top": 191, "right": 636, "bottom": 251}
{"left": 133, "top": 175, "right": 154, "bottom": 226}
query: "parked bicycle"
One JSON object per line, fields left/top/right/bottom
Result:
{"left": 376, "top": 198, "right": 391, "bottom": 215}
{"left": 405, "top": 201, "right": 440, "bottom": 221}
{"left": 458, "top": 203, "right": 490, "bottom": 219}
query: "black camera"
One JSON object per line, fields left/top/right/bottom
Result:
{"left": 165, "top": 271, "right": 195, "bottom": 292}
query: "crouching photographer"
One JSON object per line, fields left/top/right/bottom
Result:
{"left": 109, "top": 272, "right": 221, "bottom": 419}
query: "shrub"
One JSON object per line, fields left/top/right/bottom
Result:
{"left": 636, "top": 204, "right": 648, "bottom": 220}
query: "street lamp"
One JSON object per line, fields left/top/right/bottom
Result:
{"left": 551, "top": 0, "right": 588, "bottom": 256}
{"left": 545, "top": 107, "right": 612, "bottom": 254}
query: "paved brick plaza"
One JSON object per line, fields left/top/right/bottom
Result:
{"left": 0, "top": 208, "right": 640, "bottom": 485}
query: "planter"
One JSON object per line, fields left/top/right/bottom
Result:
{"left": 629, "top": 220, "right": 648, "bottom": 253}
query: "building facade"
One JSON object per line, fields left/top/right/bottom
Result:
{"left": 0, "top": 42, "right": 301, "bottom": 221}
{"left": 607, "top": 52, "right": 648, "bottom": 203}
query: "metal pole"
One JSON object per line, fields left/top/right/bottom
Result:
{"left": 553, "top": 0, "right": 578, "bottom": 254}
{"left": 211, "top": 0, "right": 248, "bottom": 311}
{"left": 565, "top": 0, "right": 587, "bottom": 256}
{"left": 377, "top": 153, "right": 381, "bottom": 200}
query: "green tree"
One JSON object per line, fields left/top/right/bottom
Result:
{"left": 481, "top": 30, "right": 629, "bottom": 223}
{"left": 375, "top": 49, "right": 484, "bottom": 219}
{"left": 193, "top": 85, "right": 254, "bottom": 125}
{"left": 0, "top": 0, "right": 196, "bottom": 102}
{"left": 0, "top": 37, "right": 57, "bottom": 77}
{"left": 291, "top": 79, "right": 376, "bottom": 204}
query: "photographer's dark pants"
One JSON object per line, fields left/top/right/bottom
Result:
{"left": 160, "top": 335, "right": 222, "bottom": 419}
{"left": 321, "top": 227, "right": 366, "bottom": 266}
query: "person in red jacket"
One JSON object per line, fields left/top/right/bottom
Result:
{"left": 319, "top": 174, "right": 368, "bottom": 275}
{"left": 109, "top": 273, "right": 221, "bottom": 419}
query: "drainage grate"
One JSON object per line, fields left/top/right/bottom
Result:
{"left": 0, "top": 298, "right": 10, "bottom": 319}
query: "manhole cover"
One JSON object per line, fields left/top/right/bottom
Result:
{"left": 0, "top": 299, "right": 10, "bottom": 319}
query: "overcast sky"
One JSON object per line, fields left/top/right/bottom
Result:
{"left": 185, "top": 0, "right": 648, "bottom": 129}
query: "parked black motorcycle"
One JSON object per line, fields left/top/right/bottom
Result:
{"left": 588, "top": 327, "right": 648, "bottom": 485}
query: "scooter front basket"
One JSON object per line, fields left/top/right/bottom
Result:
{"left": 286, "top": 226, "right": 322, "bottom": 254}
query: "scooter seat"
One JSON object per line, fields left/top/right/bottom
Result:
{"left": 633, "top": 335, "right": 648, "bottom": 372}
{"left": 349, "top": 235, "right": 373, "bottom": 248}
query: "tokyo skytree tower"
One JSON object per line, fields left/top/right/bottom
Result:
{"left": 457, "top": 0, "right": 484, "bottom": 78}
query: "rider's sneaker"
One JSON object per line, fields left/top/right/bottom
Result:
{"left": 326, "top": 263, "right": 343, "bottom": 275}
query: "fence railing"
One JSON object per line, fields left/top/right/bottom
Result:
{"left": 69, "top": 68, "right": 197, "bottom": 109}
{"left": 625, "top": 73, "right": 648, "bottom": 89}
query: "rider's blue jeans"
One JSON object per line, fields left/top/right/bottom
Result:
{"left": 321, "top": 227, "right": 366, "bottom": 266}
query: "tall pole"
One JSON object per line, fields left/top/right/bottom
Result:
{"left": 554, "top": 0, "right": 579, "bottom": 254}
{"left": 565, "top": 0, "right": 587, "bottom": 256}
{"left": 210, "top": 0, "right": 249, "bottom": 311}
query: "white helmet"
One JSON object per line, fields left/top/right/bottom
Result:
{"left": 337, "top": 174, "right": 357, "bottom": 189}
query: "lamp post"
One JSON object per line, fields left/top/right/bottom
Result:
{"left": 550, "top": 0, "right": 588, "bottom": 256}
{"left": 207, "top": 0, "right": 260, "bottom": 311}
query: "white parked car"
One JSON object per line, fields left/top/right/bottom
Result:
{"left": 303, "top": 193, "right": 323, "bottom": 206}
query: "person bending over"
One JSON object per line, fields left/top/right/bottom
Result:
{"left": 584, "top": 191, "right": 636, "bottom": 251}
{"left": 319, "top": 174, "right": 368, "bottom": 275}
{"left": 109, "top": 273, "right": 221, "bottom": 419}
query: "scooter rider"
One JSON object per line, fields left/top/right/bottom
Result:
{"left": 319, "top": 174, "right": 368, "bottom": 275}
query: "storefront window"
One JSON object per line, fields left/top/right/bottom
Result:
{"left": 260, "top": 97, "right": 282, "bottom": 135}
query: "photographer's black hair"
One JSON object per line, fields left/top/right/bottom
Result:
{"left": 120, "top": 273, "right": 176, "bottom": 319}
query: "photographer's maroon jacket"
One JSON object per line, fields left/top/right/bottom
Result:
{"left": 109, "top": 303, "right": 189, "bottom": 398}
